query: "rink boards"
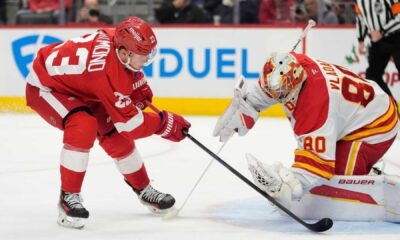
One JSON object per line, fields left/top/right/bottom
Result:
{"left": 0, "top": 25, "right": 399, "bottom": 115}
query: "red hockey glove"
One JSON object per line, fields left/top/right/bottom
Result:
{"left": 156, "top": 111, "right": 191, "bottom": 142}
{"left": 131, "top": 84, "right": 153, "bottom": 110}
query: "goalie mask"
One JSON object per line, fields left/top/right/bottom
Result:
{"left": 114, "top": 16, "right": 157, "bottom": 71}
{"left": 259, "top": 52, "right": 307, "bottom": 103}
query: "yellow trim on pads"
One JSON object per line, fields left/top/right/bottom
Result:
{"left": 345, "top": 141, "right": 361, "bottom": 175}
{"left": 0, "top": 97, "right": 287, "bottom": 116}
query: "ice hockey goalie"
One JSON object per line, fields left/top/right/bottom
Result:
{"left": 213, "top": 52, "right": 400, "bottom": 222}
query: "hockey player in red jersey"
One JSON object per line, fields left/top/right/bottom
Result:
{"left": 214, "top": 52, "right": 400, "bottom": 221}
{"left": 25, "top": 16, "right": 191, "bottom": 229}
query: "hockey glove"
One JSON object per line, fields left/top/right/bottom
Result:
{"left": 156, "top": 111, "right": 191, "bottom": 142}
{"left": 246, "top": 153, "right": 303, "bottom": 209}
{"left": 131, "top": 83, "right": 153, "bottom": 110}
{"left": 213, "top": 76, "right": 259, "bottom": 142}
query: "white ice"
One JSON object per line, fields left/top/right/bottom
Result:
{"left": 1, "top": 114, "right": 399, "bottom": 240}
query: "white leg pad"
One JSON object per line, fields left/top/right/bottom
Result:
{"left": 384, "top": 175, "right": 400, "bottom": 222}
{"left": 290, "top": 175, "right": 400, "bottom": 222}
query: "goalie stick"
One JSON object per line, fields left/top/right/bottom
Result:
{"left": 182, "top": 130, "right": 333, "bottom": 232}
{"left": 291, "top": 19, "right": 316, "bottom": 52}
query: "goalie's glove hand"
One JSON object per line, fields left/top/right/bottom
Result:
{"left": 213, "top": 76, "right": 259, "bottom": 142}
{"left": 156, "top": 111, "right": 191, "bottom": 142}
{"left": 246, "top": 153, "right": 303, "bottom": 210}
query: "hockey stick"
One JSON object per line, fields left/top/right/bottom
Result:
{"left": 182, "top": 130, "right": 333, "bottom": 232}
{"left": 145, "top": 101, "right": 231, "bottom": 220}
{"left": 163, "top": 138, "right": 230, "bottom": 220}
{"left": 291, "top": 20, "right": 316, "bottom": 52}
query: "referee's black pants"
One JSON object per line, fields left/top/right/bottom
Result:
{"left": 366, "top": 32, "right": 400, "bottom": 100}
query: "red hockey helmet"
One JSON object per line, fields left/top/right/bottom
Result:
{"left": 114, "top": 16, "right": 157, "bottom": 56}
{"left": 259, "top": 52, "right": 307, "bottom": 103}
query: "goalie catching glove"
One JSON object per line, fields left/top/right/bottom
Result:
{"left": 246, "top": 153, "right": 303, "bottom": 209}
{"left": 213, "top": 76, "right": 259, "bottom": 142}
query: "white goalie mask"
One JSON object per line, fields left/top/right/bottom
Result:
{"left": 259, "top": 52, "right": 307, "bottom": 103}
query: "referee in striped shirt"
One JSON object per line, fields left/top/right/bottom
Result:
{"left": 355, "top": 0, "right": 400, "bottom": 100}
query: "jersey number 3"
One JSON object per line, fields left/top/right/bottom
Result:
{"left": 44, "top": 34, "right": 96, "bottom": 76}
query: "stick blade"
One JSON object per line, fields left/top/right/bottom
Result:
{"left": 162, "top": 208, "right": 179, "bottom": 221}
{"left": 307, "top": 218, "right": 333, "bottom": 232}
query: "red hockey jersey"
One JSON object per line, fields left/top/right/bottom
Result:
{"left": 26, "top": 29, "right": 161, "bottom": 140}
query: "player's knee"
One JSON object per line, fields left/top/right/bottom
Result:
{"left": 63, "top": 111, "right": 98, "bottom": 149}
{"left": 98, "top": 132, "right": 135, "bottom": 158}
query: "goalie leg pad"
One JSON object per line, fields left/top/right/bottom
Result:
{"left": 384, "top": 175, "right": 400, "bottom": 222}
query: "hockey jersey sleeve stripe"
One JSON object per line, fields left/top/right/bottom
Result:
{"left": 292, "top": 162, "right": 334, "bottom": 179}
{"left": 295, "top": 149, "right": 335, "bottom": 168}
{"left": 341, "top": 100, "right": 398, "bottom": 141}
{"left": 293, "top": 150, "right": 335, "bottom": 179}
{"left": 114, "top": 111, "right": 144, "bottom": 132}
{"left": 26, "top": 66, "right": 51, "bottom": 91}
{"left": 39, "top": 90, "right": 69, "bottom": 118}
{"left": 365, "top": 99, "right": 395, "bottom": 128}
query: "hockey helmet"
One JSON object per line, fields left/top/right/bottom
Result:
{"left": 259, "top": 52, "right": 307, "bottom": 103}
{"left": 114, "top": 16, "right": 157, "bottom": 66}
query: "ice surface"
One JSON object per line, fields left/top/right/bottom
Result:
{"left": 0, "top": 114, "right": 399, "bottom": 240}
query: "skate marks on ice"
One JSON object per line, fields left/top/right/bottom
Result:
{"left": 210, "top": 197, "right": 400, "bottom": 234}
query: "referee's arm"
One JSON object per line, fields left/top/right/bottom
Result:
{"left": 382, "top": 0, "right": 400, "bottom": 36}
{"left": 354, "top": 4, "right": 368, "bottom": 54}
{"left": 354, "top": 4, "right": 368, "bottom": 42}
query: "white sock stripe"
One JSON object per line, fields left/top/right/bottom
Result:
{"left": 114, "top": 149, "right": 144, "bottom": 174}
{"left": 60, "top": 148, "right": 89, "bottom": 172}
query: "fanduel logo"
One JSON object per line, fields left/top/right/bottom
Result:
{"left": 12, "top": 35, "right": 62, "bottom": 78}
{"left": 143, "top": 48, "right": 259, "bottom": 79}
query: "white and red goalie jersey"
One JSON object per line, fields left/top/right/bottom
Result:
{"left": 26, "top": 29, "right": 161, "bottom": 140}
{"left": 252, "top": 53, "right": 399, "bottom": 182}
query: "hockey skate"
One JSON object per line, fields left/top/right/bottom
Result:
{"left": 126, "top": 180, "right": 176, "bottom": 214}
{"left": 57, "top": 190, "right": 89, "bottom": 229}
